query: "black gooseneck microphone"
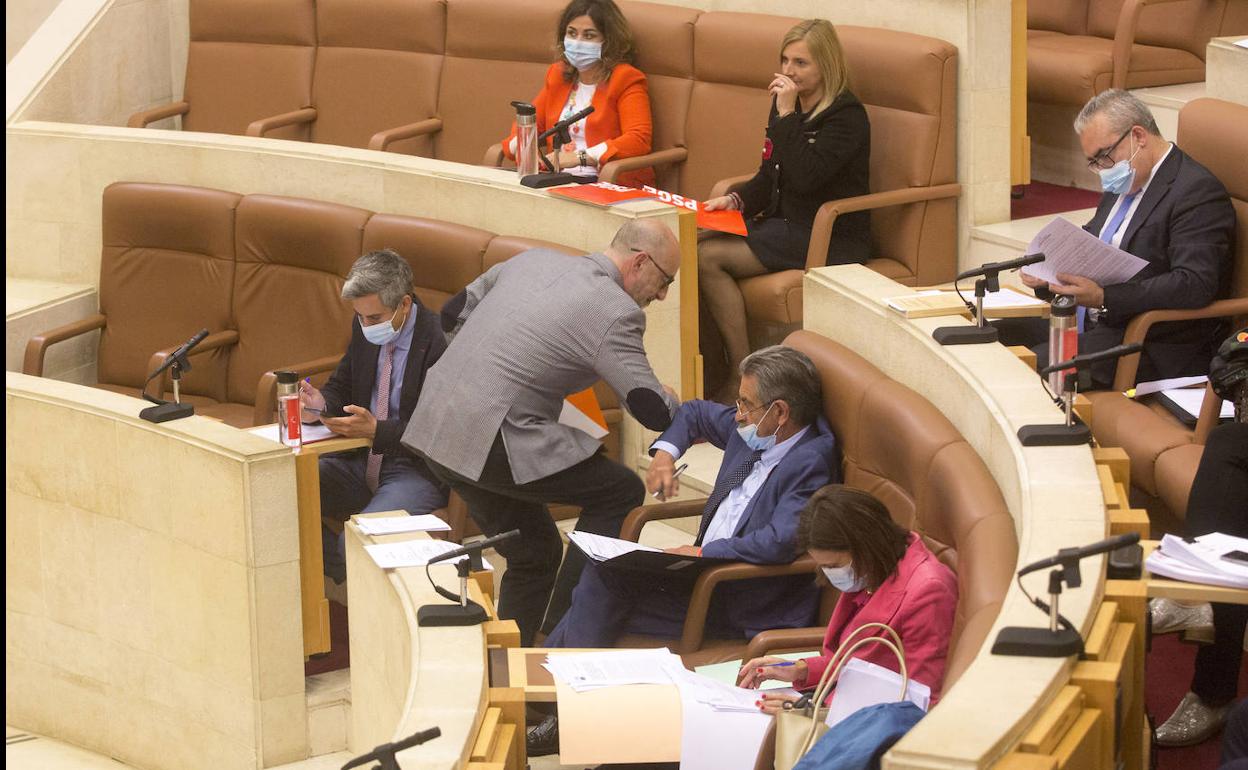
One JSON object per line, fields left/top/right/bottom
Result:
{"left": 522, "top": 106, "right": 597, "bottom": 187}
{"left": 146, "top": 328, "right": 209, "bottom": 382}
{"left": 955, "top": 252, "right": 1047, "bottom": 282}
{"left": 341, "top": 727, "right": 441, "bottom": 770}
{"left": 1037, "top": 342, "right": 1145, "bottom": 377}
{"left": 139, "top": 328, "right": 210, "bottom": 424}
{"left": 933, "top": 253, "right": 1046, "bottom": 346}
{"left": 418, "top": 530, "right": 521, "bottom": 627}
{"left": 1018, "top": 342, "right": 1146, "bottom": 446}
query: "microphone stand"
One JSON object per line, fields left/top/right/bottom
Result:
{"left": 417, "top": 558, "right": 488, "bottom": 627}
{"left": 521, "top": 111, "right": 596, "bottom": 189}
{"left": 992, "top": 551, "right": 1084, "bottom": 658}
{"left": 932, "top": 275, "right": 1000, "bottom": 346}
{"left": 139, "top": 350, "right": 196, "bottom": 423}
{"left": 341, "top": 727, "right": 441, "bottom": 770}
{"left": 1016, "top": 342, "right": 1142, "bottom": 446}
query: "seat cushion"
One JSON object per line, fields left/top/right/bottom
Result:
{"left": 1028, "top": 34, "right": 1206, "bottom": 105}
{"left": 740, "top": 270, "right": 803, "bottom": 325}
{"left": 1086, "top": 391, "right": 1193, "bottom": 495}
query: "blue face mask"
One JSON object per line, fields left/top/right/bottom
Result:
{"left": 361, "top": 306, "right": 403, "bottom": 346}
{"left": 822, "top": 564, "right": 867, "bottom": 593}
{"left": 1098, "top": 143, "right": 1140, "bottom": 195}
{"left": 563, "top": 37, "right": 603, "bottom": 71}
{"left": 735, "top": 402, "right": 777, "bottom": 452}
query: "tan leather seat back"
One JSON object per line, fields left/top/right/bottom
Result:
{"left": 784, "top": 330, "right": 1017, "bottom": 689}
{"left": 1178, "top": 98, "right": 1248, "bottom": 307}
{"left": 618, "top": 0, "right": 701, "bottom": 191}
{"left": 98, "top": 183, "right": 241, "bottom": 400}
{"left": 183, "top": 0, "right": 316, "bottom": 139}
{"left": 436, "top": 0, "right": 564, "bottom": 164}
{"left": 683, "top": 12, "right": 797, "bottom": 200}
{"left": 1088, "top": 0, "right": 1227, "bottom": 60}
{"left": 363, "top": 214, "right": 495, "bottom": 311}
{"left": 1027, "top": 0, "right": 1089, "bottom": 35}
{"left": 229, "top": 195, "right": 369, "bottom": 404}
{"left": 838, "top": 26, "right": 958, "bottom": 283}
{"left": 311, "top": 0, "right": 445, "bottom": 155}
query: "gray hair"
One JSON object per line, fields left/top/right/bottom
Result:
{"left": 740, "top": 345, "right": 823, "bottom": 426}
{"left": 342, "top": 249, "right": 413, "bottom": 308}
{"left": 1074, "top": 89, "right": 1161, "bottom": 136}
{"left": 610, "top": 219, "right": 671, "bottom": 256}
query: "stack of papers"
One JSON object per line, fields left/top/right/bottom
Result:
{"left": 363, "top": 538, "right": 492, "bottom": 570}
{"left": 822, "top": 658, "right": 930, "bottom": 728}
{"left": 667, "top": 665, "right": 799, "bottom": 712}
{"left": 355, "top": 514, "right": 451, "bottom": 536}
{"left": 566, "top": 531, "right": 661, "bottom": 561}
{"left": 1146, "top": 533, "right": 1248, "bottom": 589}
{"left": 248, "top": 422, "right": 338, "bottom": 444}
{"left": 1022, "top": 217, "right": 1148, "bottom": 286}
{"left": 544, "top": 648, "right": 679, "bottom": 692}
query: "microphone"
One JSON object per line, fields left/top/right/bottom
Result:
{"left": 539, "top": 105, "right": 594, "bottom": 142}
{"left": 341, "top": 727, "right": 441, "bottom": 770}
{"left": 427, "top": 529, "right": 521, "bottom": 566}
{"left": 1016, "top": 532, "right": 1140, "bottom": 578}
{"left": 955, "top": 252, "right": 1045, "bottom": 282}
{"left": 1037, "top": 342, "right": 1143, "bottom": 377}
{"left": 147, "top": 328, "right": 209, "bottom": 381}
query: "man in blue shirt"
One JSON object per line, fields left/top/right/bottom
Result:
{"left": 300, "top": 250, "right": 449, "bottom": 587}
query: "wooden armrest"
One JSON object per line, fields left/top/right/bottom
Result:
{"left": 618, "top": 499, "right": 707, "bottom": 542}
{"left": 709, "top": 174, "right": 756, "bottom": 199}
{"left": 245, "top": 108, "right": 317, "bottom": 138}
{"left": 483, "top": 143, "right": 505, "bottom": 167}
{"left": 1194, "top": 383, "right": 1223, "bottom": 445}
{"left": 678, "top": 555, "right": 818, "bottom": 653}
{"left": 144, "top": 330, "right": 240, "bottom": 399}
{"left": 1112, "top": 0, "right": 1190, "bottom": 90}
{"left": 368, "top": 118, "right": 444, "bottom": 152}
{"left": 127, "top": 101, "right": 189, "bottom": 128}
{"left": 806, "top": 183, "right": 961, "bottom": 270}
{"left": 22, "top": 314, "right": 107, "bottom": 376}
{"left": 598, "top": 147, "right": 689, "bottom": 184}
{"left": 252, "top": 353, "right": 343, "bottom": 427}
{"left": 1111, "top": 297, "right": 1248, "bottom": 390}
{"left": 744, "top": 626, "right": 827, "bottom": 661}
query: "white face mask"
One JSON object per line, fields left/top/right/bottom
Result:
{"left": 361, "top": 306, "right": 403, "bottom": 346}
{"left": 822, "top": 564, "right": 867, "bottom": 593}
{"left": 563, "top": 37, "right": 603, "bottom": 71}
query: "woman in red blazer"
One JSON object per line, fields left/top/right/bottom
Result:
{"left": 500, "top": 0, "right": 654, "bottom": 188}
{"left": 740, "top": 485, "right": 959, "bottom": 708}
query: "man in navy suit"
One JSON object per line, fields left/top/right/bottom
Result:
{"left": 1015, "top": 89, "right": 1234, "bottom": 388}
{"left": 300, "top": 249, "right": 449, "bottom": 586}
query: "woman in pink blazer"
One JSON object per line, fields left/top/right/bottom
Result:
{"left": 739, "top": 485, "right": 959, "bottom": 709}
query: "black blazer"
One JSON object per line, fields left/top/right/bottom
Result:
{"left": 1084, "top": 145, "right": 1235, "bottom": 379}
{"left": 320, "top": 295, "right": 447, "bottom": 456}
{"left": 737, "top": 89, "right": 871, "bottom": 266}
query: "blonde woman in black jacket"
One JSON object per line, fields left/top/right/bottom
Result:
{"left": 701, "top": 19, "right": 870, "bottom": 401}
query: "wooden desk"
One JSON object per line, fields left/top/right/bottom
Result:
{"left": 1143, "top": 540, "right": 1248, "bottom": 606}
{"left": 295, "top": 435, "right": 370, "bottom": 656}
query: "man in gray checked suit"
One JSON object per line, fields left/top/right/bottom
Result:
{"left": 403, "top": 219, "right": 682, "bottom": 644}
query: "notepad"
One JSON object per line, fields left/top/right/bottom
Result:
{"left": 885, "top": 291, "right": 970, "bottom": 319}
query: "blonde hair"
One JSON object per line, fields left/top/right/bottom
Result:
{"left": 780, "top": 19, "right": 849, "bottom": 121}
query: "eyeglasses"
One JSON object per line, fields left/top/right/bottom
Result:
{"left": 633, "top": 248, "right": 675, "bottom": 288}
{"left": 1086, "top": 128, "right": 1132, "bottom": 171}
{"left": 734, "top": 399, "right": 773, "bottom": 416}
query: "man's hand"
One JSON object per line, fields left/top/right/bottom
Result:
{"left": 321, "top": 404, "right": 378, "bottom": 439}
{"left": 299, "top": 380, "right": 326, "bottom": 422}
{"left": 646, "top": 450, "right": 679, "bottom": 500}
{"left": 663, "top": 545, "right": 701, "bottom": 557}
{"left": 1048, "top": 273, "right": 1105, "bottom": 308}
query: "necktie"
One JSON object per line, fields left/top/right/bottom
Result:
{"left": 365, "top": 343, "right": 395, "bottom": 493}
{"left": 696, "top": 449, "right": 764, "bottom": 545}
{"left": 1079, "top": 191, "right": 1139, "bottom": 332}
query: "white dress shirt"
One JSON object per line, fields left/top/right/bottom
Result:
{"left": 652, "top": 425, "right": 810, "bottom": 544}
{"left": 1098, "top": 142, "right": 1173, "bottom": 248}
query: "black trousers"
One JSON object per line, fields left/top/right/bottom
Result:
{"left": 423, "top": 433, "right": 646, "bottom": 646}
{"left": 1186, "top": 422, "right": 1248, "bottom": 705}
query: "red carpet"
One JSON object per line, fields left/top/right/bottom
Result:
{"left": 1149, "top": 632, "right": 1248, "bottom": 770}
{"left": 1011, "top": 181, "right": 1103, "bottom": 220}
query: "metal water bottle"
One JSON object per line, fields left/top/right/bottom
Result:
{"left": 1047, "top": 295, "right": 1078, "bottom": 393}
{"left": 512, "top": 100, "right": 540, "bottom": 178}
{"left": 276, "top": 370, "right": 302, "bottom": 448}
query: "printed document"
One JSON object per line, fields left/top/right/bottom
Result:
{"left": 363, "top": 539, "right": 492, "bottom": 570}
{"left": 543, "top": 648, "right": 678, "bottom": 692}
{"left": 1022, "top": 216, "right": 1148, "bottom": 286}
{"left": 822, "top": 658, "right": 931, "bottom": 729}
{"left": 567, "top": 531, "right": 661, "bottom": 561}
{"left": 355, "top": 514, "right": 451, "bottom": 536}
{"left": 1146, "top": 533, "right": 1248, "bottom": 589}
{"left": 667, "top": 666, "right": 775, "bottom": 770}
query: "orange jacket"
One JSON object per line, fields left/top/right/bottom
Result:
{"left": 503, "top": 61, "right": 655, "bottom": 188}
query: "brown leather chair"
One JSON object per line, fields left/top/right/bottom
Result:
{"left": 1086, "top": 97, "right": 1248, "bottom": 525}
{"left": 1028, "top": 0, "right": 1248, "bottom": 106}
{"left": 247, "top": 0, "right": 447, "bottom": 156}
{"left": 705, "top": 20, "right": 961, "bottom": 330}
{"left": 127, "top": 0, "right": 316, "bottom": 138}
{"left": 613, "top": 331, "right": 1018, "bottom": 669}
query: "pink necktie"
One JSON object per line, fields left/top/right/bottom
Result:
{"left": 365, "top": 343, "right": 395, "bottom": 492}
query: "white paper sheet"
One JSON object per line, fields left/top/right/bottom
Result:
{"left": 1146, "top": 533, "right": 1248, "bottom": 589}
{"left": 668, "top": 666, "right": 773, "bottom": 770}
{"left": 567, "top": 531, "right": 661, "bottom": 562}
{"left": 248, "top": 422, "right": 338, "bottom": 444}
{"left": 1022, "top": 216, "right": 1148, "bottom": 286}
{"left": 362, "top": 539, "right": 493, "bottom": 570}
{"left": 355, "top": 514, "right": 451, "bottom": 536}
{"left": 1158, "top": 387, "right": 1232, "bottom": 421}
{"left": 822, "top": 658, "right": 931, "bottom": 729}
{"left": 543, "top": 648, "right": 678, "bottom": 692}
{"left": 1130, "top": 375, "right": 1208, "bottom": 397}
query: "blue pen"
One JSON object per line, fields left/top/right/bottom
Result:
{"left": 761, "top": 661, "right": 797, "bottom": 668}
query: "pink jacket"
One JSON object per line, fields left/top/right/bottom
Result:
{"left": 802, "top": 533, "right": 958, "bottom": 704}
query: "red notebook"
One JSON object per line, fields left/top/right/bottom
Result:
{"left": 549, "top": 182, "right": 748, "bottom": 237}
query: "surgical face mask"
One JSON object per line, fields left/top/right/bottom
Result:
{"left": 361, "top": 307, "right": 402, "bottom": 346}
{"left": 822, "top": 564, "right": 868, "bottom": 593}
{"left": 563, "top": 37, "right": 603, "bottom": 71}
{"left": 735, "top": 402, "right": 777, "bottom": 452}
{"left": 1098, "top": 143, "right": 1140, "bottom": 195}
